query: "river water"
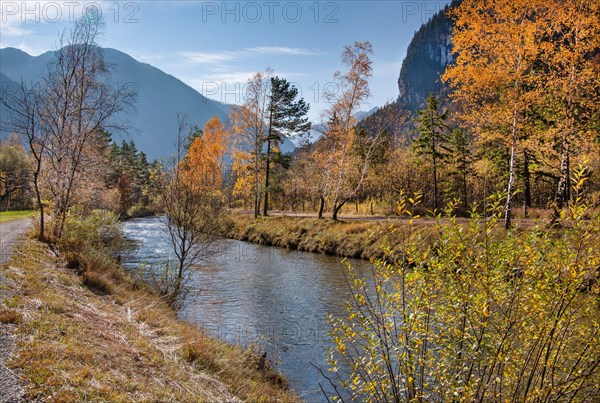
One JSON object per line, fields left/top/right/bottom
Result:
{"left": 122, "top": 217, "right": 370, "bottom": 401}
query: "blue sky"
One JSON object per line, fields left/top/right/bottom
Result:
{"left": 1, "top": 0, "right": 451, "bottom": 120}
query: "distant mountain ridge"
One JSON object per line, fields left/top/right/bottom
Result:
{"left": 304, "top": 107, "right": 379, "bottom": 143}
{"left": 0, "top": 47, "right": 232, "bottom": 160}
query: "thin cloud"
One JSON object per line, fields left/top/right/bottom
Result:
{"left": 178, "top": 50, "right": 240, "bottom": 65}
{"left": 247, "top": 46, "right": 318, "bottom": 56}
{"left": 177, "top": 46, "right": 317, "bottom": 65}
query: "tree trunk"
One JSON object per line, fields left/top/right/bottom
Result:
{"left": 332, "top": 200, "right": 346, "bottom": 221}
{"left": 504, "top": 131, "right": 517, "bottom": 229}
{"left": 523, "top": 149, "right": 531, "bottom": 218}
{"left": 551, "top": 135, "right": 570, "bottom": 225}
{"left": 462, "top": 156, "right": 468, "bottom": 210}
{"left": 254, "top": 147, "right": 260, "bottom": 218}
{"left": 254, "top": 191, "right": 259, "bottom": 218}
{"left": 318, "top": 196, "right": 325, "bottom": 219}
{"left": 355, "top": 200, "right": 359, "bottom": 214}
{"left": 263, "top": 139, "right": 271, "bottom": 216}
{"left": 33, "top": 169, "right": 45, "bottom": 241}
{"left": 432, "top": 129, "right": 438, "bottom": 212}
{"left": 504, "top": 66, "right": 522, "bottom": 230}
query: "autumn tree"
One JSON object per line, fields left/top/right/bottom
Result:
{"left": 0, "top": 136, "right": 32, "bottom": 210}
{"left": 413, "top": 94, "right": 449, "bottom": 211}
{"left": 323, "top": 42, "right": 376, "bottom": 220}
{"left": 539, "top": 0, "right": 600, "bottom": 224}
{"left": 230, "top": 70, "right": 272, "bottom": 217}
{"left": 443, "top": 0, "right": 543, "bottom": 228}
{"left": 156, "top": 114, "right": 229, "bottom": 306}
{"left": 40, "top": 15, "right": 136, "bottom": 236}
{"left": 181, "top": 115, "right": 228, "bottom": 191}
{"left": 263, "top": 76, "right": 310, "bottom": 216}
{"left": 0, "top": 82, "right": 48, "bottom": 239}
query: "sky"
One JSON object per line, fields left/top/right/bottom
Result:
{"left": 1, "top": 0, "right": 451, "bottom": 120}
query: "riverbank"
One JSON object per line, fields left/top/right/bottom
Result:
{"left": 228, "top": 214, "right": 434, "bottom": 260}
{"left": 0, "top": 210, "right": 33, "bottom": 223}
{"left": 0, "top": 232, "right": 299, "bottom": 401}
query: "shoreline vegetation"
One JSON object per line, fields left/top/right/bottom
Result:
{"left": 228, "top": 213, "right": 405, "bottom": 261}
{"left": 0, "top": 210, "right": 33, "bottom": 223}
{"left": 0, "top": 220, "right": 299, "bottom": 402}
{"left": 227, "top": 212, "right": 509, "bottom": 261}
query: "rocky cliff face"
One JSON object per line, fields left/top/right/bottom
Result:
{"left": 360, "top": 1, "right": 459, "bottom": 139}
{"left": 397, "top": 0, "right": 457, "bottom": 112}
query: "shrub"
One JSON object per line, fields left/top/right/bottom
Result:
{"left": 328, "top": 180, "right": 600, "bottom": 401}
{"left": 58, "top": 210, "right": 129, "bottom": 294}
{"left": 126, "top": 204, "right": 155, "bottom": 219}
{"left": 59, "top": 210, "right": 124, "bottom": 254}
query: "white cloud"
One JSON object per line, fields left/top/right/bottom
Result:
{"left": 185, "top": 70, "right": 308, "bottom": 104}
{"left": 176, "top": 46, "right": 317, "bottom": 66}
{"left": 178, "top": 50, "right": 240, "bottom": 65}
{"left": 246, "top": 46, "right": 318, "bottom": 56}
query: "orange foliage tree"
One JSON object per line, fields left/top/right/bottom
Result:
{"left": 180, "top": 115, "right": 228, "bottom": 194}
{"left": 538, "top": 0, "right": 600, "bottom": 222}
{"left": 443, "top": 0, "right": 543, "bottom": 228}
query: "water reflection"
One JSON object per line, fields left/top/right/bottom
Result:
{"left": 122, "top": 217, "right": 370, "bottom": 401}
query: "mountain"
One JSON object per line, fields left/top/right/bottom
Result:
{"left": 0, "top": 47, "right": 303, "bottom": 160}
{"left": 0, "top": 72, "right": 17, "bottom": 132}
{"left": 397, "top": 1, "right": 456, "bottom": 112}
{"left": 303, "top": 107, "right": 380, "bottom": 143}
{"left": 354, "top": 107, "right": 380, "bottom": 122}
{"left": 361, "top": 0, "right": 459, "bottom": 138}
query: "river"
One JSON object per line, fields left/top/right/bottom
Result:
{"left": 122, "top": 217, "right": 371, "bottom": 401}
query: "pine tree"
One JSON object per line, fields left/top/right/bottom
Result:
{"left": 414, "top": 94, "right": 449, "bottom": 211}
{"left": 263, "top": 77, "right": 310, "bottom": 216}
{"left": 448, "top": 127, "right": 473, "bottom": 210}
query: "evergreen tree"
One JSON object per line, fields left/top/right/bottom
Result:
{"left": 414, "top": 94, "right": 449, "bottom": 210}
{"left": 448, "top": 127, "right": 473, "bottom": 209}
{"left": 263, "top": 76, "right": 310, "bottom": 215}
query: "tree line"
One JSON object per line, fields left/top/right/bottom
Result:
{"left": 226, "top": 0, "right": 600, "bottom": 226}
{"left": 2, "top": 0, "right": 599, "bottom": 236}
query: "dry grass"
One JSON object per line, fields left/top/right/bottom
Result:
{"left": 0, "top": 307, "right": 22, "bottom": 323}
{"left": 229, "top": 214, "right": 436, "bottom": 261}
{"left": 228, "top": 213, "right": 558, "bottom": 262}
{"left": 1, "top": 236, "right": 299, "bottom": 402}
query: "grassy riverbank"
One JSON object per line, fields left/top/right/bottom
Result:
{"left": 0, "top": 210, "right": 33, "bottom": 223}
{"left": 0, "top": 225, "right": 298, "bottom": 401}
{"left": 228, "top": 214, "right": 436, "bottom": 260}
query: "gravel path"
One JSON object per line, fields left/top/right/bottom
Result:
{"left": 1, "top": 218, "right": 32, "bottom": 403}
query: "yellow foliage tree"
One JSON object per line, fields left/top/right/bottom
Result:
{"left": 443, "top": 0, "right": 544, "bottom": 228}
{"left": 539, "top": 0, "right": 600, "bottom": 222}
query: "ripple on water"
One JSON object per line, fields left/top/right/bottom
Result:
{"left": 122, "top": 216, "right": 370, "bottom": 402}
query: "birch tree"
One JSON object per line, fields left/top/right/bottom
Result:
{"left": 41, "top": 15, "right": 136, "bottom": 237}
{"left": 323, "top": 42, "right": 375, "bottom": 220}
{"left": 230, "top": 69, "right": 271, "bottom": 217}
{"left": 540, "top": 0, "right": 600, "bottom": 224}
{"left": 443, "top": 0, "right": 543, "bottom": 228}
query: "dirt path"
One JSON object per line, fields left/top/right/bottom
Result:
{"left": 0, "top": 218, "right": 32, "bottom": 264}
{"left": 1, "top": 218, "right": 32, "bottom": 403}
